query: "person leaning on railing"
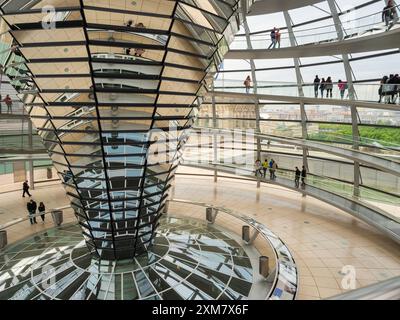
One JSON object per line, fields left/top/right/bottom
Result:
{"left": 382, "top": 0, "right": 398, "bottom": 29}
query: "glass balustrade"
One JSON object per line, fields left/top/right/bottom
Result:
{"left": 212, "top": 79, "right": 400, "bottom": 104}
{"left": 231, "top": 5, "right": 400, "bottom": 50}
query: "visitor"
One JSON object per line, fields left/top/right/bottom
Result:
{"left": 268, "top": 28, "right": 277, "bottom": 49}
{"left": 382, "top": 0, "right": 398, "bottom": 29}
{"left": 269, "top": 159, "right": 274, "bottom": 179}
{"left": 22, "top": 180, "right": 31, "bottom": 197}
{"left": 313, "top": 75, "right": 320, "bottom": 98}
{"left": 275, "top": 29, "right": 281, "bottom": 48}
{"left": 394, "top": 74, "right": 400, "bottom": 104}
{"left": 134, "top": 23, "right": 146, "bottom": 57}
{"left": 378, "top": 75, "right": 389, "bottom": 103}
{"left": 325, "top": 77, "right": 333, "bottom": 98}
{"left": 295, "top": 167, "right": 301, "bottom": 188}
{"left": 27, "top": 199, "right": 37, "bottom": 225}
{"left": 254, "top": 159, "right": 262, "bottom": 177}
{"left": 3, "top": 94, "right": 12, "bottom": 113}
{"left": 244, "top": 75, "right": 251, "bottom": 94}
{"left": 301, "top": 166, "right": 307, "bottom": 187}
{"left": 38, "top": 202, "right": 46, "bottom": 223}
{"left": 262, "top": 159, "right": 269, "bottom": 178}
{"left": 387, "top": 74, "right": 398, "bottom": 104}
{"left": 338, "top": 80, "right": 347, "bottom": 100}
{"left": 320, "top": 78, "right": 326, "bottom": 98}
{"left": 126, "top": 20, "right": 133, "bottom": 27}
{"left": 272, "top": 161, "right": 278, "bottom": 180}
{"left": 386, "top": 74, "right": 396, "bottom": 104}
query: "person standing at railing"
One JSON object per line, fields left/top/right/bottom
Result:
{"left": 254, "top": 159, "right": 262, "bottom": 177}
{"left": 388, "top": 74, "right": 399, "bottom": 104}
{"left": 319, "top": 78, "right": 326, "bottom": 98}
{"left": 2, "top": 94, "right": 12, "bottom": 113}
{"left": 262, "top": 159, "right": 269, "bottom": 178}
{"left": 268, "top": 28, "right": 277, "bottom": 49}
{"left": 382, "top": 0, "right": 398, "bottom": 29}
{"left": 27, "top": 199, "right": 37, "bottom": 225}
{"left": 378, "top": 75, "right": 389, "bottom": 103}
{"left": 38, "top": 202, "right": 46, "bottom": 223}
{"left": 275, "top": 29, "right": 281, "bottom": 48}
{"left": 386, "top": 74, "right": 396, "bottom": 103}
{"left": 325, "top": 77, "right": 333, "bottom": 98}
{"left": 272, "top": 161, "right": 278, "bottom": 180}
{"left": 295, "top": 167, "right": 301, "bottom": 188}
{"left": 394, "top": 74, "right": 400, "bottom": 104}
{"left": 244, "top": 75, "right": 251, "bottom": 93}
{"left": 338, "top": 80, "right": 348, "bottom": 100}
{"left": 313, "top": 75, "right": 321, "bottom": 98}
{"left": 301, "top": 166, "right": 307, "bottom": 187}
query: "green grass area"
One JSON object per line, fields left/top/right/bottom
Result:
{"left": 309, "top": 124, "right": 400, "bottom": 146}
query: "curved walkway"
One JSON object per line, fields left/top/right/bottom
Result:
{"left": 181, "top": 163, "right": 400, "bottom": 245}
{"left": 172, "top": 169, "right": 400, "bottom": 299}
{"left": 247, "top": 0, "right": 324, "bottom": 16}
{"left": 225, "top": 27, "right": 400, "bottom": 59}
{"left": 207, "top": 90, "right": 400, "bottom": 111}
{"left": 208, "top": 128, "right": 400, "bottom": 178}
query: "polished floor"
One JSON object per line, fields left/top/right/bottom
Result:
{"left": 1, "top": 167, "right": 400, "bottom": 299}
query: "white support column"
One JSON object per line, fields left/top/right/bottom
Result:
{"left": 211, "top": 81, "right": 218, "bottom": 183}
{"left": 28, "top": 119, "right": 34, "bottom": 190}
{"left": 327, "top": 0, "right": 361, "bottom": 197}
{"left": 242, "top": 0, "right": 261, "bottom": 188}
{"left": 283, "top": 11, "right": 309, "bottom": 173}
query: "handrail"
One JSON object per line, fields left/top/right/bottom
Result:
{"left": 168, "top": 198, "right": 298, "bottom": 300}
{"left": 235, "top": 4, "right": 400, "bottom": 38}
{"left": 179, "top": 162, "right": 400, "bottom": 242}
{"left": 191, "top": 126, "right": 400, "bottom": 178}
{"left": 328, "top": 276, "right": 400, "bottom": 300}
{"left": 0, "top": 204, "right": 71, "bottom": 231}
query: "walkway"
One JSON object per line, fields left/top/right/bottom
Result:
{"left": 172, "top": 168, "right": 400, "bottom": 299}
{"left": 0, "top": 174, "right": 400, "bottom": 299}
{"left": 207, "top": 90, "right": 400, "bottom": 111}
{"left": 208, "top": 128, "right": 400, "bottom": 178}
{"left": 181, "top": 162, "right": 400, "bottom": 245}
{"left": 225, "top": 27, "right": 400, "bottom": 59}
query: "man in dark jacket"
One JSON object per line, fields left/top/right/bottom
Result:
{"left": 301, "top": 166, "right": 307, "bottom": 187}
{"left": 313, "top": 75, "right": 321, "bottom": 98}
{"left": 383, "top": 0, "right": 397, "bottom": 29}
{"left": 22, "top": 180, "right": 31, "bottom": 197}
{"left": 27, "top": 200, "right": 37, "bottom": 224}
{"left": 268, "top": 28, "right": 277, "bottom": 49}
{"left": 295, "top": 167, "right": 301, "bottom": 188}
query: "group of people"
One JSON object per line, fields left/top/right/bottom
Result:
{"left": 254, "top": 159, "right": 278, "bottom": 180}
{"left": 0, "top": 94, "right": 13, "bottom": 113}
{"left": 378, "top": 74, "right": 400, "bottom": 104}
{"left": 125, "top": 20, "right": 146, "bottom": 57}
{"left": 23, "top": 181, "right": 46, "bottom": 224}
{"left": 254, "top": 159, "right": 308, "bottom": 187}
{"left": 313, "top": 75, "right": 348, "bottom": 99}
{"left": 268, "top": 27, "right": 281, "bottom": 49}
{"left": 294, "top": 166, "right": 307, "bottom": 188}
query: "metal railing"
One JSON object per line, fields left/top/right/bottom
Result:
{"left": 168, "top": 198, "right": 298, "bottom": 300}
{"left": 329, "top": 276, "right": 400, "bottom": 300}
